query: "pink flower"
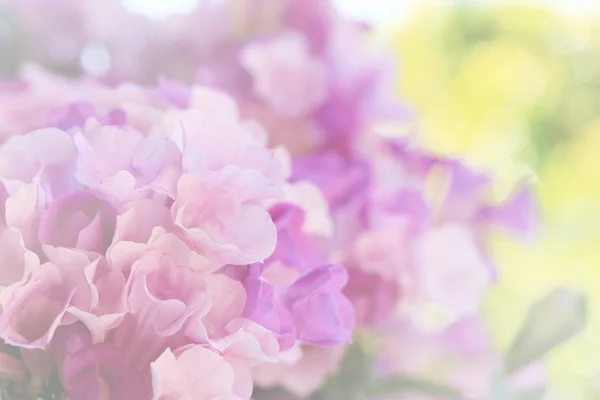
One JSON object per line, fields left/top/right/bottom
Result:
{"left": 38, "top": 191, "right": 117, "bottom": 254}
{"left": 173, "top": 104, "right": 286, "bottom": 200}
{"left": 208, "top": 318, "right": 281, "bottom": 378}
{"left": 241, "top": 33, "right": 328, "bottom": 117}
{"left": 64, "top": 343, "right": 152, "bottom": 400}
{"left": 241, "top": 259, "right": 355, "bottom": 350}
{"left": 278, "top": 180, "right": 334, "bottom": 238}
{"left": 3, "top": 183, "right": 47, "bottom": 254}
{"left": 198, "top": 274, "right": 247, "bottom": 340}
{"left": 242, "top": 265, "right": 296, "bottom": 350}
{"left": 0, "top": 58, "right": 359, "bottom": 398}
{"left": 281, "top": 264, "right": 354, "bottom": 346}
{"left": 151, "top": 346, "right": 243, "bottom": 400}
{"left": 54, "top": 323, "right": 152, "bottom": 400}
{"left": 73, "top": 124, "right": 179, "bottom": 205}
{"left": 0, "top": 127, "right": 78, "bottom": 199}
{"left": 48, "top": 102, "right": 126, "bottom": 131}
{"left": 253, "top": 344, "right": 346, "bottom": 398}
{"left": 266, "top": 204, "right": 324, "bottom": 273}
{"left": 0, "top": 248, "right": 98, "bottom": 348}
{"left": 342, "top": 267, "right": 401, "bottom": 327}
{"left": 478, "top": 186, "right": 538, "bottom": 237}
{"left": 106, "top": 232, "right": 214, "bottom": 368}
{"left": 0, "top": 66, "right": 86, "bottom": 140}
{"left": 413, "top": 224, "right": 492, "bottom": 317}
{"left": 172, "top": 173, "right": 277, "bottom": 265}
{"left": 112, "top": 199, "right": 173, "bottom": 244}
{"left": 0, "top": 228, "right": 40, "bottom": 307}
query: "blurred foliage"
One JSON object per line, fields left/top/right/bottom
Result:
{"left": 0, "top": 5, "right": 22, "bottom": 76}
{"left": 310, "top": 289, "right": 586, "bottom": 400}
{"left": 312, "top": 338, "right": 463, "bottom": 400}
{"left": 503, "top": 288, "right": 587, "bottom": 376}
{"left": 387, "top": 2, "right": 600, "bottom": 398}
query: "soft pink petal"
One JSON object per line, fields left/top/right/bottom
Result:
{"left": 151, "top": 346, "right": 241, "bottom": 400}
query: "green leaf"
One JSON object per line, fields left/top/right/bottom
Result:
{"left": 490, "top": 371, "right": 546, "bottom": 400}
{"left": 514, "top": 387, "right": 547, "bottom": 400}
{"left": 311, "top": 342, "right": 374, "bottom": 400}
{"left": 366, "top": 375, "right": 463, "bottom": 399}
{"left": 504, "top": 287, "right": 587, "bottom": 374}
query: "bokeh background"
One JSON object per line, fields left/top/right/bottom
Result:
{"left": 1, "top": 0, "right": 599, "bottom": 398}
{"left": 375, "top": 2, "right": 599, "bottom": 398}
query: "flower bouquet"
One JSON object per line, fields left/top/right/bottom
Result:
{"left": 0, "top": 1, "right": 586, "bottom": 399}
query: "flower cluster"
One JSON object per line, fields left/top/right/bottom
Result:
{"left": 252, "top": 139, "right": 536, "bottom": 397}
{"left": 0, "top": 0, "right": 540, "bottom": 398}
{"left": 187, "top": 2, "right": 537, "bottom": 396}
{"left": 0, "top": 72, "right": 355, "bottom": 399}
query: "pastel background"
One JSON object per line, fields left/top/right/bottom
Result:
{"left": 377, "top": 2, "right": 600, "bottom": 398}
{"left": 1, "top": 0, "right": 598, "bottom": 398}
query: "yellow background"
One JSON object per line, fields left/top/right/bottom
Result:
{"left": 382, "top": 3, "right": 600, "bottom": 398}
